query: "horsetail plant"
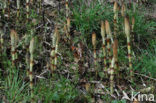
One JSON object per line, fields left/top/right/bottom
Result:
{"left": 113, "top": 1, "right": 119, "bottom": 38}
{"left": 26, "top": 0, "right": 30, "bottom": 22}
{"left": 105, "top": 20, "right": 113, "bottom": 66}
{"left": 66, "top": 17, "right": 71, "bottom": 39}
{"left": 10, "top": 30, "right": 18, "bottom": 66}
{"left": 109, "top": 57, "right": 115, "bottom": 95}
{"left": 29, "top": 37, "right": 35, "bottom": 102}
{"left": 0, "top": 24, "right": 4, "bottom": 52}
{"left": 54, "top": 27, "right": 60, "bottom": 70}
{"left": 92, "top": 32, "right": 97, "bottom": 77}
{"left": 121, "top": 3, "right": 126, "bottom": 33}
{"left": 121, "top": 3, "right": 126, "bottom": 17}
{"left": 38, "top": 0, "right": 42, "bottom": 13}
{"left": 3, "top": 0, "right": 7, "bottom": 16}
{"left": 7, "top": 0, "right": 10, "bottom": 20}
{"left": 131, "top": 16, "right": 135, "bottom": 45}
{"left": 113, "top": 39, "right": 119, "bottom": 81}
{"left": 124, "top": 17, "right": 133, "bottom": 82}
{"left": 131, "top": 17, "right": 135, "bottom": 32}
{"left": 50, "top": 27, "right": 57, "bottom": 73}
{"left": 101, "top": 21, "right": 107, "bottom": 72}
{"left": 65, "top": 0, "right": 69, "bottom": 18}
{"left": 16, "top": 0, "right": 20, "bottom": 19}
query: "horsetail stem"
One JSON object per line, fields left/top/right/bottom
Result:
{"left": 92, "top": 32, "right": 97, "bottom": 77}
{"left": 10, "top": 30, "right": 18, "bottom": 66}
{"left": 105, "top": 20, "right": 113, "bottom": 66}
{"left": 132, "top": 16, "right": 135, "bottom": 32}
{"left": 131, "top": 16, "right": 135, "bottom": 44}
{"left": 17, "top": 0, "right": 20, "bottom": 18}
{"left": 121, "top": 3, "right": 126, "bottom": 33}
{"left": 0, "top": 24, "right": 4, "bottom": 51}
{"left": 113, "top": 1, "right": 118, "bottom": 20}
{"left": 3, "top": 0, "right": 7, "bottom": 15}
{"left": 29, "top": 37, "right": 35, "bottom": 102}
{"left": 110, "top": 57, "right": 115, "bottom": 95}
{"left": 54, "top": 27, "right": 60, "bottom": 70}
{"left": 26, "top": 0, "right": 30, "bottom": 22}
{"left": 125, "top": 17, "right": 133, "bottom": 82}
{"left": 65, "top": 0, "right": 69, "bottom": 18}
{"left": 66, "top": 17, "right": 71, "bottom": 39}
{"left": 7, "top": 0, "right": 10, "bottom": 20}
{"left": 101, "top": 21, "right": 107, "bottom": 72}
{"left": 38, "top": 0, "right": 42, "bottom": 13}
{"left": 113, "top": 39, "right": 119, "bottom": 79}
{"left": 50, "top": 27, "right": 57, "bottom": 73}
{"left": 113, "top": 1, "right": 118, "bottom": 38}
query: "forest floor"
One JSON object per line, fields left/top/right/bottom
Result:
{"left": 0, "top": 0, "right": 156, "bottom": 103}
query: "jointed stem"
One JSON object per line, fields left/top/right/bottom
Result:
{"left": 101, "top": 21, "right": 107, "bottom": 73}
{"left": 29, "top": 37, "right": 35, "bottom": 102}
{"left": 125, "top": 17, "right": 133, "bottom": 82}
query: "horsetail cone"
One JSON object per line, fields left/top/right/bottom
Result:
{"left": 124, "top": 17, "right": 133, "bottom": 81}
{"left": 101, "top": 21, "right": 105, "bottom": 42}
{"left": 92, "top": 32, "right": 96, "bottom": 49}
{"left": 101, "top": 21, "right": 107, "bottom": 70}
{"left": 121, "top": 4, "right": 126, "bottom": 17}
{"left": 113, "top": 1, "right": 118, "bottom": 19}
{"left": 105, "top": 20, "right": 113, "bottom": 65}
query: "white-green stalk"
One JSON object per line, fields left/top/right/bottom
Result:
{"left": 50, "top": 27, "right": 57, "bottom": 72}
{"left": 125, "top": 17, "right": 133, "bottom": 82}
{"left": 17, "top": 0, "right": 20, "bottom": 18}
{"left": 26, "top": 0, "right": 30, "bottom": 21}
{"left": 54, "top": 27, "right": 59, "bottom": 70}
{"left": 110, "top": 57, "right": 115, "bottom": 95}
{"left": 113, "top": 1, "right": 119, "bottom": 38}
{"left": 29, "top": 37, "right": 35, "bottom": 102}
{"left": 101, "top": 21, "right": 107, "bottom": 72}
{"left": 105, "top": 20, "right": 113, "bottom": 66}
{"left": 10, "top": 30, "right": 18, "bottom": 66}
